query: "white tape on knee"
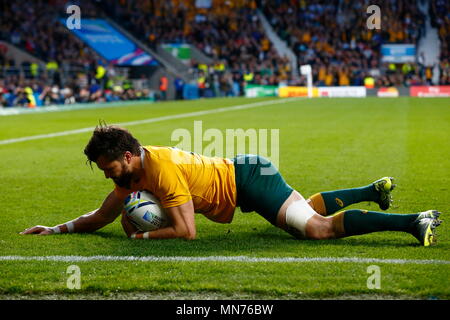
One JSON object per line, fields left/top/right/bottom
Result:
{"left": 285, "top": 199, "right": 316, "bottom": 236}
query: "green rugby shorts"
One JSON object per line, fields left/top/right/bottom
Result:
{"left": 232, "top": 154, "right": 294, "bottom": 225}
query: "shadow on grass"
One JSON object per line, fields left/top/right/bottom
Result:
{"left": 10, "top": 224, "right": 428, "bottom": 258}
{"left": 87, "top": 227, "right": 421, "bottom": 257}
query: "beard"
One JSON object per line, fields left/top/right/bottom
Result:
{"left": 112, "top": 164, "right": 134, "bottom": 189}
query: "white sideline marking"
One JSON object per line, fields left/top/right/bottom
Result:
{"left": 0, "top": 100, "right": 150, "bottom": 116}
{"left": 0, "top": 255, "right": 448, "bottom": 265}
{"left": 0, "top": 98, "right": 300, "bottom": 146}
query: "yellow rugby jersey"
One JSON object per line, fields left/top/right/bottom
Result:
{"left": 114, "top": 146, "right": 237, "bottom": 223}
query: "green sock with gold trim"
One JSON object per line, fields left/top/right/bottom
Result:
{"left": 340, "top": 209, "right": 418, "bottom": 236}
{"left": 320, "top": 184, "right": 379, "bottom": 214}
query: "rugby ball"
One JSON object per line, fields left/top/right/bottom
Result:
{"left": 123, "top": 190, "right": 169, "bottom": 231}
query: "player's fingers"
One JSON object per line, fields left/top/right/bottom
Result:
{"left": 20, "top": 226, "right": 42, "bottom": 234}
{"left": 37, "top": 229, "right": 53, "bottom": 235}
{"left": 20, "top": 226, "right": 49, "bottom": 235}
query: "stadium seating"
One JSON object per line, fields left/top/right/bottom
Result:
{"left": 262, "top": 0, "right": 427, "bottom": 87}
{"left": 0, "top": 0, "right": 153, "bottom": 107}
{"left": 101, "top": 0, "right": 292, "bottom": 94}
{"left": 431, "top": 0, "right": 450, "bottom": 85}
{"left": 0, "top": 0, "right": 448, "bottom": 108}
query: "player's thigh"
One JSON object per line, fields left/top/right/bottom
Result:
{"left": 277, "top": 190, "right": 332, "bottom": 239}
{"left": 276, "top": 190, "right": 304, "bottom": 229}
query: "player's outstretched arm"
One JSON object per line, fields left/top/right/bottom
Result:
{"left": 21, "top": 191, "right": 124, "bottom": 235}
{"left": 129, "top": 200, "right": 196, "bottom": 240}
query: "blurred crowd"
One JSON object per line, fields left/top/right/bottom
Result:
{"left": 262, "top": 0, "right": 432, "bottom": 87}
{"left": 105, "top": 0, "right": 448, "bottom": 90}
{"left": 431, "top": 0, "right": 450, "bottom": 85}
{"left": 1, "top": 0, "right": 449, "bottom": 108}
{"left": 0, "top": 0, "right": 154, "bottom": 107}
{"left": 0, "top": 0, "right": 100, "bottom": 74}
{"left": 106, "top": 0, "right": 298, "bottom": 88}
{"left": 0, "top": 76, "right": 154, "bottom": 108}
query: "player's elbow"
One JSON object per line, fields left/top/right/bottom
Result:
{"left": 171, "top": 218, "right": 196, "bottom": 240}
{"left": 177, "top": 228, "right": 196, "bottom": 240}
{"left": 183, "top": 230, "right": 196, "bottom": 240}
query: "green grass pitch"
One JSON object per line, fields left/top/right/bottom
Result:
{"left": 0, "top": 97, "right": 449, "bottom": 299}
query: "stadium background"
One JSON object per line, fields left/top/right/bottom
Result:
{"left": 0, "top": 0, "right": 449, "bottom": 302}
{"left": 0, "top": 0, "right": 449, "bottom": 106}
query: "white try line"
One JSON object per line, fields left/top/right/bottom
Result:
{"left": 0, "top": 255, "right": 448, "bottom": 265}
{"left": 0, "top": 98, "right": 301, "bottom": 146}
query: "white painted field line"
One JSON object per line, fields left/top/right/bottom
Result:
{"left": 0, "top": 98, "right": 301, "bottom": 146}
{"left": 0, "top": 255, "right": 448, "bottom": 265}
{"left": 0, "top": 100, "right": 150, "bottom": 116}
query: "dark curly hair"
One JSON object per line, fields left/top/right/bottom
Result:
{"left": 84, "top": 123, "right": 141, "bottom": 166}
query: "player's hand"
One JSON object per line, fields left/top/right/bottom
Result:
{"left": 121, "top": 212, "right": 138, "bottom": 238}
{"left": 20, "top": 225, "right": 55, "bottom": 235}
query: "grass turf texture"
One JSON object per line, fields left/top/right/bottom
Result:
{"left": 0, "top": 97, "right": 449, "bottom": 299}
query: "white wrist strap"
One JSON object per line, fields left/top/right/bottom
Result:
{"left": 131, "top": 231, "right": 150, "bottom": 239}
{"left": 51, "top": 222, "right": 74, "bottom": 234}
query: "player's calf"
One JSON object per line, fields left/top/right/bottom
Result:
{"left": 304, "top": 215, "right": 336, "bottom": 240}
{"left": 306, "top": 177, "right": 396, "bottom": 217}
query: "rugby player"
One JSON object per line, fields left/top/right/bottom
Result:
{"left": 21, "top": 125, "right": 442, "bottom": 246}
